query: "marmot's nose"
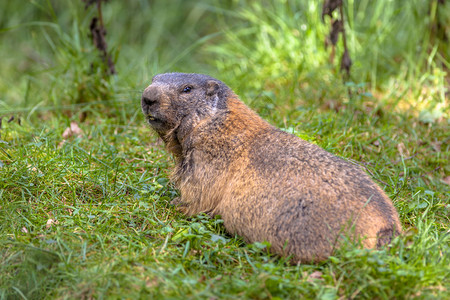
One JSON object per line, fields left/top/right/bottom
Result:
{"left": 142, "top": 85, "right": 160, "bottom": 106}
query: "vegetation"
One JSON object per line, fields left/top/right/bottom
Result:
{"left": 0, "top": 0, "right": 448, "bottom": 299}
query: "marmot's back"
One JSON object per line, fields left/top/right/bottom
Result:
{"left": 141, "top": 73, "right": 402, "bottom": 263}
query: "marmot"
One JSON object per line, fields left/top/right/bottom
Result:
{"left": 141, "top": 73, "right": 402, "bottom": 263}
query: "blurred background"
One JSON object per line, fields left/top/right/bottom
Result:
{"left": 0, "top": 0, "right": 448, "bottom": 124}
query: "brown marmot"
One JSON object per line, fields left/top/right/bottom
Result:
{"left": 141, "top": 73, "right": 402, "bottom": 263}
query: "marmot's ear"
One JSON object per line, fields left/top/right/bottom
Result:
{"left": 206, "top": 80, "right": 219, "bottom": 96}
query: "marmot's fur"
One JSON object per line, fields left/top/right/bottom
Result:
{"left": 141, "top": 73, "right": 402, "bottom": 263}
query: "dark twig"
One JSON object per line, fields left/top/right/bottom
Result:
{"left": 83, "top": 0, "right": 116, "bottom": 75}
{"left": 417, "top": 166, "right": 441, "bottom": 179}
{"left": 392, "top": 153, "right": 418, "bottom": 165}
{"left": 338, "top": 3, "right": 351, "bottom": 79}
{"left": 321, "top": 1, "right": 352, "bottom": 80}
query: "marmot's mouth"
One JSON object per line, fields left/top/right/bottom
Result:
{"left": 146, "top": 114, "right": 159, "bottom": 121}
{"left": 147, "top": 115, "right": 162, "bottom": 126}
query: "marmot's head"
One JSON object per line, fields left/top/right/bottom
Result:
{"left": 141, "top": 73, "right": 230, "bottom": 137}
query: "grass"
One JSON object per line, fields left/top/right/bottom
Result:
{"left": 0, "top": 0, "right": 449, "bottom": 299}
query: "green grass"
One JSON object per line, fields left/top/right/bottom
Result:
{"left": 0, "top": 0, "right": 449, "bottom": 299}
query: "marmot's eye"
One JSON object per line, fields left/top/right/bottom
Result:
{"left": 182, "top": 86, "right": 192, "bottom": 93}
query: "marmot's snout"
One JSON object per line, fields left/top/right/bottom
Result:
{"left": 141, "top": 84, "right": 166, "bottom": 130}
{"left": 141, "top": 85, "right": 159, "bottom": 116}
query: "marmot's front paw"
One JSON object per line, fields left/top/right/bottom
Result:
{"left": 170, "top": 197, "right": 191, "bottom": 214}
{"left": 170, "top": 197, "right": 182, "bottom": 206}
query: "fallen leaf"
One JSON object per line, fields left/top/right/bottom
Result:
{"left": 62, "top": 122, "right": 84, "bottom": 139}
{"left": 307, "top": 271, "right": 324, "bottom": 282}
{"left": 46, "top": 219, "right": 59, "bottom": 229}
{"left": 430, "top": 141, "right": 442, "bottom": 152}
{"left": 442, "top": 176, "right": 450, "bottom": 185}
{"left": 397, "top": 142, "right": 410, "bottom": 156}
